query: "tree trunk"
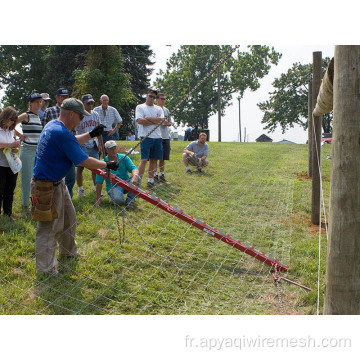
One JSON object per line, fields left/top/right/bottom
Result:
{"left": 324, "top": 46, "right": 360, "bottom": 314}
{"left": 311, "top": 52, "right": 322, "bottom": 225}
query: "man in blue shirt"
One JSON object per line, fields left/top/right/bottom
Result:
{"left": 95, "top": 140, "right": 140, "bottom": 208}
{"left": 32, "top": 98, "right": 117, "bottom": 275}
{"left": 42, "top": 87, "right": 76, "bottom": 197}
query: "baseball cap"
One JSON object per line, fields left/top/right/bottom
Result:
{"left": 105, "top": 140, "right": 117, "bottom": 149}
{"left": 56, "top": 88, "right": 70, "bottom": 96}
{"left": 81, "top": 94, "right": 95, "bottom": 104}
{"left": 41, "top": 93, "right": 51, "bottom": 101}
{"left": 61, "top": 98, "right": 91, "bottom": 116}
{"left": 28, "top": 93, "right": 43, "bottom": 102}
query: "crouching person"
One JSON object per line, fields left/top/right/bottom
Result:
{"left": 31, "top": 98, "right": 117, "bottom": 275}
{"left": 95, "top": 140, "right": 141, "bottom": 208}
{"left": 182, "top": 132, "right": 209, "bottom": 173}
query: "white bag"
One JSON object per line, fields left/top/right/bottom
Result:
{"left": 3, "top": 148, "right": 22, "bottom": 174}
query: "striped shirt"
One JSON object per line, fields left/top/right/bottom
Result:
{"left": 42, "top": 104, "right": 60, "bottom": 127}
{"left": 22, "top": 111, "right": 43, "bottom": 147}
{"left": 93, "top": 105, "right": 122, "bottom": 131}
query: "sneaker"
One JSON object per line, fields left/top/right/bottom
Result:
{"left": 78, "top": 188, "right": 85, "bottom": 197}
{"left": 154, "top": 175, "right": 160, "bottom": 183}
{"left": 186, "top": 169, "right": 192, "bottom": 174}
{"left": 159, "top": 174, "right": 168, "bottom": 183}
{"left": 197, "top": 167, "right": 202, "bottom": 172}
{"left": 146, "top": 182, "right": 154, "bottom": 190}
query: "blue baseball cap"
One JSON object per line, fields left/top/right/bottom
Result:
{"left": 56, "top": 88, "right": 70, "bottom": 96}
{"left": 28, "top": 93, "right": 43, "bottom": 102}
{"left": 81, "top": 94, "right": 95, "bottom": 104}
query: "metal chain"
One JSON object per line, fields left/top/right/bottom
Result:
{"left": 116, "top": 209, "right": 126, "bottom": 244}
{"left": 116, "top": 45, "right": 240, "bottom": 166}
{"left": 274, "top": 277, "right": 285, "bottom": 315}
{"left": 271, "top": 267, "right": 285, "bottom": 315}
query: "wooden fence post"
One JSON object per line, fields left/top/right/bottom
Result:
{"left": 324, "top": 45, "right": 360, "bottom": 314}
{"left": 311, "top": 52, "right": 322, "bottom": 225}
{"left": 308, "top": 82, "right": 313, "bottom": 177}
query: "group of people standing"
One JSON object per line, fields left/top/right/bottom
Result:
{"left": 0, "top": 86, "right": 209, "bottom": 275}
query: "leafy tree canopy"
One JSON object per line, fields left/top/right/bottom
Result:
{"left": 258, "top": 57, "right": 333, "bottom": 134}
{"left": 154, "top": 45, "right": 281, "bottom": 128}
{"left": 72, "top": 45, "right": 135, "bottom": 132}
{"left": 0, "top": 45, "right": 154, "bottom": 129}
{"left": 118, "top": 45, "right": 154, "bottom": 136}
{"left": 0, "top": 45, "right": 49, "bottom": 112}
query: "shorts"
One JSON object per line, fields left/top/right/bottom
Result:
{"left": 77, "top": 145, "right": 99, "bottom": 167}
{"left": 162, "top": 139, "right": 171, "bottom": 160}
{"left": 140, "top": 137, "right": 163, "bottom": 160}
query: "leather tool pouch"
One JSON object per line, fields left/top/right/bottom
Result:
{"left": 31, "top": 181, "right": 58, "bottom": 221}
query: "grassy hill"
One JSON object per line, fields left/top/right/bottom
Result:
{"left": 0, "top": 141, "right": 332, "bottom": 314}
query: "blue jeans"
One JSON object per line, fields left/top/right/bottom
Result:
{"left": 107, "top": 178, "right": 141, "bottom": 206}
{"left": 65, "top": 164, "right": 75, "bottom": 198}
{"left": 112, "top": 129, "right": 120, "bottom": 141}
{"left": 102, "top": 131, "right": 114, "bottom": 144}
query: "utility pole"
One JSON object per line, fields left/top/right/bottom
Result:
{"left": 237, "top": 96, "right": 242, "bottom": 142}
{"left": 324, "top": 46, "right": 360, "bottom": 314}
{"left": 217, "top": 46, "right": 221, "bottom": 142}
{"left": 311, "top": 52, "right": 322, "bottom": 225}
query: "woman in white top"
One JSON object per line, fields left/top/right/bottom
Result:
{"left": 0, "top": 107, "right": 20, "bottom": 220}
{"left": 15, "top": 93, "right": 43, "bottom": 210}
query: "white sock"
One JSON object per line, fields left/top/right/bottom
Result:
{"left": 79, "top": 186, "right": 84, "bottom": 190}
{"left": 160, "top": 172, "right": 164, "bottom": 176}
{"left": 148, "top": 178, "right": 154, "bottom": 184}
{"left": 186, "top": 166, "right": 190, "bottom": 171}
{"left": 154, "top": 172, "right": 158, "bottom": 177}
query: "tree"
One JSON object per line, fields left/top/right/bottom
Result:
{"left": 0, "top": 45, "right": 49, "bottom": 112}
{"left": 154, "top": 45, "right": 281, "bottom": 128}
{"left": 0, "top": 45, "right": 89, "bottom": 112}
{"left": 72, "top": 46, "right": 134, "bottom": 127}
{"left": 42, "top": 45, "right": 89, "bottom": 98}
{"left": 118, "top": 45, "right": 154, "bottom": 137}
{"left": 258, "top": 57, "right": 333, "bottom": 134}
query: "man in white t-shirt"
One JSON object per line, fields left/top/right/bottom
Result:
{"left": 135, "top": 89, "right": 164, "bottom": 190}
{"left": 150, "top": 93, "right": 172, "bottom": 184}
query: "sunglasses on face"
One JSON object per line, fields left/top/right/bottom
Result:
{"left": 148, "top": 94, "right": 156, "bottom": 99}
{"left": 158, "top": 98, "right": 166, "bottom": 101}
{"left": 74, "top": 111, "right": 84, "bottom": 120}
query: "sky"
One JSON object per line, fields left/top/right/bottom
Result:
{"left": 148, "top": 45, "right": 335, "bottom": 144}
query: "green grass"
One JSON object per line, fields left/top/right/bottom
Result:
{"left": 0, "top": 141, "right": 332, "bottom": 315}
